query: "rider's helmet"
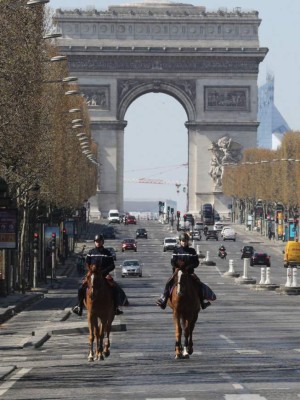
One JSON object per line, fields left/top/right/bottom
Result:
{"left": 179, "top": 232, "right": 189, "bottom": 242}
{"left": 94, "top": 234, "right": 104, "bottom": 242}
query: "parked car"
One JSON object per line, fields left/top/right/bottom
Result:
{"left": 106, "top": 246, "right": 117, "bottom": 261}
{"left": 205, "top": 230, "right": 219, "bottom": 241}
{"left": 250, "top": 252, "right": 271, "bottom": 267}
{"left": 121, "top": 238, "right": 137, "bottom": 252}
{"left": 136, "top": 228, "right": 148, "bottom": 239}
{"left": 223, "top": 228, "right": 236, "bottom": 241}
{"left": 241, "top": 245, "right": 255, "bottom": 259}
{"left": 163, "top": 237, "right": 177, "bottom": 252}
{"left": 121, "top": 259, "right": 142, "bottom": 277}
{"left": 126, "top": 215, "right": 137, "bottom": 225}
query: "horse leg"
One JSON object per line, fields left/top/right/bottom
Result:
{"left": 95, "top": 318, "right": 104, "bottom": 361}
{"left": 174, "top": 314, "right": 183, "bottom": 359}
{"left": 88, "top": 313, "right": 95, "bottom": 362}
{"left": 186, "top": 314, "right": 198, "bottom": 356}
{"left": 182, "top": 319, "right": 191, "bottom": 358}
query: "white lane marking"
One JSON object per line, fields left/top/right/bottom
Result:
{"left": 0, "top": 368, "right": 31, "bottom": 397}
{"left": 147, "top": 398, "right": 186, "bottom": 400}
{"left": 232, "top": 383, "right": 244, "bottom": 389}
{"left": 225, "top": 396, "right": 267, "bottom": 399}
{"left": 235, "top": 349, "right": 262, "bottom": 355}
{"left": 215, "top": 266, "right": 224, "bottom": 276}
{"left": 220, "top": 334, "right": 236, "bottom": 344}
{"left": 119, "top": 352, "right": 144, "bottom": 357}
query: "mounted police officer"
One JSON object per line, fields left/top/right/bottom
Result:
{"left": 156, "top": 232, "right": 211, "bottom": 310}
{"left": 72, "top": 234, "right": 126, "bottom": 316}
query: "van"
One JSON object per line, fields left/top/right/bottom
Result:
{"left": 108, "top": 209, "right": 120, "bottom": 224}
{"left": 283, "top": 240, "right": 300, "bottom": 267}
{"left": 222, "top": 228, "right": 236, "bottom": 241}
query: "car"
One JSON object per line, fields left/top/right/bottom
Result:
{"left": 121, "top": 238, "right": 137, "bottom": 252}
{"left": 223, "top": 228, "right": 236, "bottom": 241}
{"left": 213, "top": 222, "right": 223, "bottom": 232}
{"left": 205, "top": 230, "right": 219, "bottom": 241}
{"left": 102, "top": 226, "right": 116, "bottom": 239}
{"left": 136, "top": 228, "right": 148, "bottom": 239}
{"left": 163, "top": 237, "right": 178, "bottom": 252}
{"left": 220, "top": 226, "right": 231, "bottom": 237}
{"left": 126, "top": 215, "right": 136, "bottom": 225}
{"left": 194, "top": 222, "right": 204, "bottom": 231}
{"left": 250, "top": 252, "right": 271, "bottom": 267}
{"left": 106, "top": 246, "right": 117, "bottom": 261}
{"left": 189, "top": 230, "right": 201, "bottom": 241}
{"left": 121, "top": 259, "right": 142, "bottom": 277}
{"left": 241, "top": 245, "right": 255, "bottom": 259}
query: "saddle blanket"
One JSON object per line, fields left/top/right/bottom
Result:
{"left": 201, "top": 282, "right": 217, "bottom": 301}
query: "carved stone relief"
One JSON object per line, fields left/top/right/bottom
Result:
{"left": 117, "top": 79, "right": 196, "bottom": 104}
{"left": 208, "top": 135, "right": 243, "bottom": 190}
{"left": 81, "top": 86, "right": 110, "bottom": 109}
{"left": 69, "top": 55, "right": 258, "bottom": 74}
{"left": 205, "top": 86, "right": 250, "bottom": 111}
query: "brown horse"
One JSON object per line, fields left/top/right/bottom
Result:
{"left": 168, "top": 269, "right": 200, "bottom": 359}
{"left": 84, "top": 264, "right": 115, "bottom": 362}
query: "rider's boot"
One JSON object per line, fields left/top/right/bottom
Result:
{"left": 113, "top": 287, "right": 123, "bottom": 315}
{"left": 191, "top": 273, "right": 211, "bottom": 310}
{"left": 72, "top": 286, "right": 85, "bottom": 316}
{"left": 156, "top": 280, "right": 172, "bottom": 309}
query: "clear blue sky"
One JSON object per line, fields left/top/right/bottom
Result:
{"left": 49, "top": 0, "right": 300, "bottom": 212}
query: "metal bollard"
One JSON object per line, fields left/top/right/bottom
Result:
{"left": 285, "top": 267, "right": 292, "bottom": 287}
{"left": 259, "top": 267, "right": 266, "bottom": 285}
{"left": 196, "top": 244, "right": 200, "bottom": 255}
{"left": 265, "top": 267, "right": 271, "bottom": 285}
{"left": 242, "top": 258, "right": 250, "bottom": 279}
{"left": 192, "top": 240, "right": 195, "bottom": 248}
{"left": 292, "top": 267, "right": 298, "bottom": 287}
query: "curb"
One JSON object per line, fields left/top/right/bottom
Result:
{"left": 0, "top": 293, "right": 44, "bottom": 325}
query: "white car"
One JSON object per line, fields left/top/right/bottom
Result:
{"left": 163, "top": 237, "right": 178, "bottom": 252}
{"left": 220, "top": 226, "right": 231, "bottom": 237}
{"left": 213, "top": 222, "right": 223, "bottom": 231}
{"left": 121, "top": 259, "right": 142, "bottom": 277}
{"left": 222, "top": 228, "right": 236, "bottom": 241}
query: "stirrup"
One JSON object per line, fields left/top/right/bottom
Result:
{"left": 72, "top": 305, "right": 82, "bottom": 316}
{"left": 156, "top": 297, "right": 167, "bottom": 310}
{"left": 115, "top": 308, "right": 123, "bottom": 315}
{"left": 201, "top": 301, "right": 211, "bottom": 310}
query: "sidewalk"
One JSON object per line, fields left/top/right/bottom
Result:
{"left": 0, "top": 256, "right": 76, "bottom": 325}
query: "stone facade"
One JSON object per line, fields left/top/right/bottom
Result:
{"left": 53, "top": 2, "right": 268, "bottom": 215}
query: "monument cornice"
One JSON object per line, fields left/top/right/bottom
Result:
{"left": 90, "top": 120, "right": 127, "bottom": 130}
{"left": 67, "top": 53, "right": 265, "bottom": 74}
{"left": 185, "top": 121, "right": 259, "bottom": 131}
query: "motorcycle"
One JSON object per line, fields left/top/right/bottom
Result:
{"left": 218, "top": 248, "right": 227, "bottom": 259}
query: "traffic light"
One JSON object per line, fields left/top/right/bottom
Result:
{"left": 51, "top": 233, "right": 56, "bottom": 251}
{"left": 170, "top": 208, "right": 174, "bottom": 214}
{"left": 167, "top": 206, "right": 170, "bottom": 213}
{"left": 183, "top": 214, "right": 187, "bottom": 222}
{"left": 33, "top": 232, "right": 39, "bottom": 251}
{"left": 177, "top": 211, "right": 181, "bottom": 219}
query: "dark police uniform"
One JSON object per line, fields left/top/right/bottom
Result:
{"left": 156, "top": 243, "right": 210, "bottom": 310}
{"left": 85, "top": 247, "right": 115, "bottom": 276}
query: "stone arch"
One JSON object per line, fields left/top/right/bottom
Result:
{"left": 117, "top": 80, "right": 196, "bottom": 122}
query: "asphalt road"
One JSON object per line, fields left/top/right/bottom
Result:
{"left": 0, "top": 219, "right": 300, "bottom": 400}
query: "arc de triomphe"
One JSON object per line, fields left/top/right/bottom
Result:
{"left": 53, "top": 2, "right": 267, "bottom": 215}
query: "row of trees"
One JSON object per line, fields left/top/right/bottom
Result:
{"left": 0, "top": 1, "right": 97, "bottom": 291}
{"left": 222, "top": 132, "right": 300, "bottom": 221}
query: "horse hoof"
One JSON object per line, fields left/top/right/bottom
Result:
{"left": 100, "top": 355, "right": 104, "bottom": 360}
{"left": 183, "top": 354, "right": 190, "bottom": 359}
{"left": 88, "top": 357, "right": 94, "bottom": 362}
{"left": 104, "top": 351, "right": 110, "bottom": 358}
{"left": 175, "top": 354, "right": 183, "bottom": 359}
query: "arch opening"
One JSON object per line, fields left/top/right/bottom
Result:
{"left": 124, "top": 92, "right": 188, "bottom": 212}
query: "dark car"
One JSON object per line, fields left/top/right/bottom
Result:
{"left": 250, "top": 252, "right": 271, "bottom": 267}
{"left": 121, "top": 238, "right": 137, "bottom": 252}
{"left": 136, "top": 228, "right": 148, "bottom": 239}
{"left": 126, "top": 215, "right": 136, "bottom": 225}
{"left": 205, "top": 230, "right": 218, "bottom": 241}
{"left": 241, "top": 245, "right": 255, "bottom": 259}
{"left": 102, "top": 226, "right": 116, "bottom": 239}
